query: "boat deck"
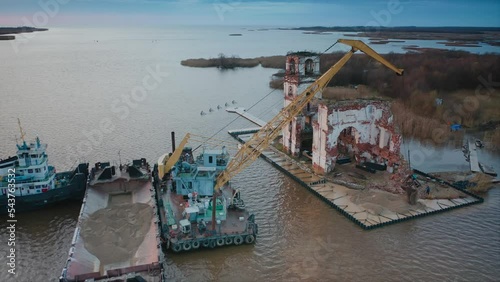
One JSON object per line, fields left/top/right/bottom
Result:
{"left": 61, "top": 163, "right": 163, "bottom": 282}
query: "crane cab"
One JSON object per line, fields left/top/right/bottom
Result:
{"left": 179, "top": 219, "right": 191, "bottom": 234}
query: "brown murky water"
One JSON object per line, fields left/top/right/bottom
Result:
{"left": 1, "top": 28, "right": 499, "bottom": 282}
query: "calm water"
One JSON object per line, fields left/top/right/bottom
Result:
{"left": 0, "top": 27, "right": 499, "bottom": 282}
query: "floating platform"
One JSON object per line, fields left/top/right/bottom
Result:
{"left": 60, "top": 160, "right": 164, "bottom": 282}
{"left": 226, "top": 107, "right": 266, "bottom": 127}
{"left": 479, "top": 163, "right": 498, "bottom": 177}
{"left": 465, "top": 139, "right": 497, "bottom": 176}
{"left": 229, "top": 129, "right": 484, "bottom": 230}
{"left": 468, "top": 139, "right": 481, "bottom": 173}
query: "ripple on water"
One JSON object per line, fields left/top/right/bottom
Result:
{"left": 0, "top": 203, "right": 79, "bottom": 281}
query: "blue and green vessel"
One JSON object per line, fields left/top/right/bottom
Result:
{"left": 154, "top": 136, "right": 258, "bottom": 253}
{"left": 0, "top": 135, "right": 88, "bottom": 214}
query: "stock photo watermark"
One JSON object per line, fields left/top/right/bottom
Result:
{"left": 63, "top": 64, "right": 169, "bottom": 168}
{"left": 5, "top": 168, "right": 17, "bottom": 276}
{"left": 213, "top": 0, "right": 241, "bottom": 21}
{"left": 283, "top": 235, "right": 338, "bottom": 281}
{"left": 366, "top": 0, "right": 403, "bottom": 31}
{"left": 11, "top": 0, "right": 70, "bottom": 53}
{"left": 408, "top": 73, "right": 499, "bottom": 167}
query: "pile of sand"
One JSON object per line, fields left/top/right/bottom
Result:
{"left": 80, "top": 201, "right": 153, "bottom": 265}
{"left": 350, "top": 188, "right": 425, "bottom": 214}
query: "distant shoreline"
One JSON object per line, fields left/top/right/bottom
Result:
{"left": 0, "top": 26, "right": 48, "bottom": 40}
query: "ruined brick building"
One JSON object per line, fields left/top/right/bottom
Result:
{"left": 281, "top": 52, "right": 402, "bottom": 175}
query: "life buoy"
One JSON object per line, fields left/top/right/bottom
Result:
{"left": 234, "top": 235, "right": 243, "bottom": 245}
{"left": 209, "top": 239, "right": 216, "bottom": 248}
{"left": 202, "top": 240, "right": 210, "bottom": 248}
{"left": 192, "top": 240, "right": 200, "bottom": 249}
{"left": 225, "top": 236, "right": 234, "bottom": 245}
{"left": 216, "top": 238, "right": 225, "bottom": 247}
{"left": 183, "top": 241, "right": 192, "bottom": 251}
{"left": 245, "top": 234, "right": 255, "bottom": 244}
{"left": 172, "top": 244, "right": 182, "bottom": 252}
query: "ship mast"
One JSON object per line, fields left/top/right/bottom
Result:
{"left": 17, "top": 118, "right": 26, "bottom": 144}
{"left": 118, "top": 150, "right": 122, "bottom": 170}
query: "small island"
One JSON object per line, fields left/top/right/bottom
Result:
{"left": 0, "top": 26, "right": 48, "bottom": 40}
{"left": 181, "top": 54, "right": 285, "bottom": 69}
{"left": 0, "top": 35, "right": 15, "bottom": 40}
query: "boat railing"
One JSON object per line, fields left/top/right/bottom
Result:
{"left": 0, "top": 174, "right": 54, "bottom": 185}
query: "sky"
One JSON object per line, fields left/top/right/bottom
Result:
{"left": 0, "top": 0, "right": 499, "bottom": 27}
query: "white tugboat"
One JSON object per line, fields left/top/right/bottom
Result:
{"left": 0, "top": 120, "right": 88, "bottom": 214}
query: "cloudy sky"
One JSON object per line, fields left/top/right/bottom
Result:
{"left": 0, "top": 0, "right": 499, "bottom": 27}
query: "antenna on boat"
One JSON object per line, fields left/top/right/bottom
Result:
{"left": 408, "top": 149, "right": 411, "bottom": 169}
{"left": 118, "top": 150, "right": 122, "bottom": 170}
{"left": 17, "top": 118, "right": 26, "bottom": 143}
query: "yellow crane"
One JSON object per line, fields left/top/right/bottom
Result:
{"left": 160, "top": 39, "right": 404, "bottom": 230}
{"left": 157, "top": 133, "right": 239, "bottom": 178}
{"left": 157, "top": 133, "right": 191, "bottom": 178}
{"left": 207, "top": 39, "right": 404, "bottom": 229}
{"left": 214, "top": 39, "right": 404, "bottom": 193}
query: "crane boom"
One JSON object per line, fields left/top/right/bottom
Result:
{"left": 215, "top": 39, "right": 404, "bottom": 191}
{"left": 337, "top": 39, "right": 404, "bottom": 75}
{"left": 162, "top": 133, "right": 191, "bottom": 173}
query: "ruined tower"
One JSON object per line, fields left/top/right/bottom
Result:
{"left": 282, "top": 52, "right": 321, "bottom": 156}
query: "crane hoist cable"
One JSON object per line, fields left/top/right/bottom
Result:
{"left": 193, "top": 41, "right": 339, "bottom": 152}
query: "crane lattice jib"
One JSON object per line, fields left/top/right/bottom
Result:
{"left": 215, "top": 39, "right": 404, "bottom": 191}
{"left": 163, "top": 133, "right": 191, "bottom": 173}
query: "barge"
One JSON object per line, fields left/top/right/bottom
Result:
{"left": 154, "top": 138, "right": 258, "bottom": 253}
{"left": 60, "top": 159, "right": 165, "bottom": 282}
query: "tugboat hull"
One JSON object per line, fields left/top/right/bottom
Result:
{"left": 0, "top": 164, "right": 88, "bottom": 215}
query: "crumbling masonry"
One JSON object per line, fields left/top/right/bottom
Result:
{"left": 281, "top": 52, "right": 402, "bottom": 175}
